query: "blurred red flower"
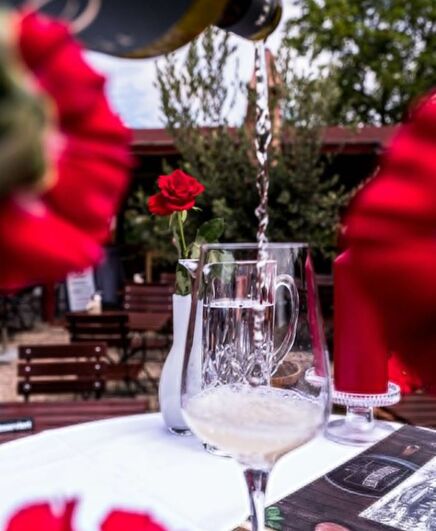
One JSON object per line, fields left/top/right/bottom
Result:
{"left": 6, "top": 500, "right": 76, "bottom": 531}
{"left": 101, "top": 509, "right": 166, "bottom": 531}
{"left": 148, "top": 170, "right": 204, "bottom": 215}
{"left": 0, "top": 11, "right": 131, "bottom": 290}
{"left": 6, "top": 502, "right": 166, "bottom": 531}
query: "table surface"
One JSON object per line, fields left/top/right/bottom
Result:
{"left": 0, "top": 413, "right": 399, "bottom": 531}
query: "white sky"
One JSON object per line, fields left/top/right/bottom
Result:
{"left": 86, "top": 1, "right": 301, "bottom": 128}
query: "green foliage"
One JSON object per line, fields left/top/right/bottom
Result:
{"left": 190, "top": 218, "right": 225, "bottom": 259}
{"left": 268, "top": 63, "right": 349, "bottom": 259}
{"left": 154, "top": 28, "right": 348, "bottom": 262}
{"left": 156, "top": 28, "right": 261, "bottom": 245}
{"left": 285, "top": 0, "right": 436, "bottom": 124}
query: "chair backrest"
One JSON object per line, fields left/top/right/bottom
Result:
{"left": 123, "top": 284, "right": 173, "bottom": 313}
{"left": 66, "top": 312, "right": 130, "bottom": 356}
{"left": 127, "top": 311, "right": 172, "bottom": 333}
{"left": 159, "top": 272, "right": 176, "bottom": 285}
{"left": 17, "top": 343, "right": 107, "bottom": 401}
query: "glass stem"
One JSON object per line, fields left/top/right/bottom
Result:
{"left": 346, "top": 405, "right": 375, "bottom": 432}
{"left": 243, "top": 468, "right": 269, "bottom": 531}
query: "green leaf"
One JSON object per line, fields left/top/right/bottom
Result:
{"left": 196, "top": 218, "right": 225, "bottom": 243}
{"left": 189, "top": 218, "right": 224, "bottom": 259}
{"left": 175, "top": 262, "right": 191, "bottom": 296}
{"left": 265, "top": 506, "right": 284, "bottom": 530}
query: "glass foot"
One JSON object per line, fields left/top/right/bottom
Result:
{"left": 168, "top": 426, "right": 192, "bottom": 436}
{"left": 325, "top": 381, "right": 401, "bottom": 446}
{"left": 203, "top": 443, "right": 230, "bottom": 457}
{"left": 325, "top": 417, "right": 396, "bottom": 446}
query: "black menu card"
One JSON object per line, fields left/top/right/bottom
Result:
{"left": 236, "top": 425, "right": 436, "bottom": 530}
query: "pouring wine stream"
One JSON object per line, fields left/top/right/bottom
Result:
{"left": 253, "top": 41, "right": 273, "bottom": 382}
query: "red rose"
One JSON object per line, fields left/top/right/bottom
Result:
{"left": 0, "top": 12, "right": 131, "bottom": 290}
{"left": 148, "top": 170, "right": 204, "bottom": 215}
{"left": 6, "top": 500, "right": 76, "bottom": 531}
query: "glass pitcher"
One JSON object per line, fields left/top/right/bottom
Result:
{"left": 181, "top": 242, "right": 331, "bottom": 530}
{"left": 183, "top": 243, "right": 330, "bottom": 393}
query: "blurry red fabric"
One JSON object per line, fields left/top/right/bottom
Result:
{"left": 6, "top": 500, "right": 76, "bottom": 531}
{"left": 0, "top": 12, "right": 131, "bottom": 290}
{"left": 346, "top": 91, "right": 436, "bottom": 394}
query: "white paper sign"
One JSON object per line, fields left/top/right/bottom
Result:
{"left": 66, "top": 268, "right": 96, "bottom": 312}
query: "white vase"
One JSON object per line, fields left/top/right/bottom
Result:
{"left": 158, "top": 294, "right": 192, "bottom": 435}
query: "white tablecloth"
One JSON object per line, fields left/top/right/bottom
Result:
{"left": 0, "top": 413, "right": 398, "bottom": 531}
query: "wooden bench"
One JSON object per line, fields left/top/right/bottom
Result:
{"left": 17, "top": 343, "right": 108, "bottom": 401}
{"left": 18, "top": 342, "right": 144, "bottom": 398}
{"left": 0, "top": 399, "right": 148, "bottom": 444}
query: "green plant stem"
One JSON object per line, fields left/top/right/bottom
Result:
{"left": 177, "top": 211, "right": 188, "bottom": 258}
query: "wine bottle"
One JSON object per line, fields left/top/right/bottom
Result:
{"left": 217, "top": 0, "right": 282, "bottom": 41}
{"left": 6, "top": 0, "right": 282, "bottom": 57}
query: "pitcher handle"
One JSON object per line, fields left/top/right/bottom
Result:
{"left": 271, "top": 274, "right": 299, "bottom": 373}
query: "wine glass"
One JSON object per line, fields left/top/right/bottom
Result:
{"left": 181, "top": 243, "right": 331, "bottom": 530}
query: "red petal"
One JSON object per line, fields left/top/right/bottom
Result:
{"left": 46, "top": 156, "right": 129, "bottom": 240}
{"left": 163, "top": 198, "right": 195, "bottom": 211}
{"left": 19, "top": 13, "right": 104, "bottom": 124}
{"left": 101, "top": 510, "right": 166, "bottom": 531}
{"left": 18, "top": 12, "right": 70, "bottom": 71}
{"left": 147, "top": 193, "right": 174, "bottom": 216}
{"left": 6, "top": 500, "right": 76, "bottom": 531}
{"left": 0, "top": 199, "right": 101, "bottom": 290}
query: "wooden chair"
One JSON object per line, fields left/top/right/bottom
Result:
{"left": 128, "top": 311, "right": 172, "bottom": 374}
{"left": 17, "top": 343, "right": 107, "bottom": 401}
{"left": 159, "top": 272, "right": 176, "bottom": 285}
{"left": 65, "top": 313, "right": 145, "bottom": 393}
{"left": 123, "top": 284, "right": 173, "bottom": 314}
{"left": 66, "top": 312, "right": 130, "bottom": 360}
{"left": 123, "top": 284, "right": 172, "bottom": 352}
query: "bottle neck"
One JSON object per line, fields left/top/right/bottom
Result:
{"left": 217, "top": 0, "right": 282, "bottom": 41}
